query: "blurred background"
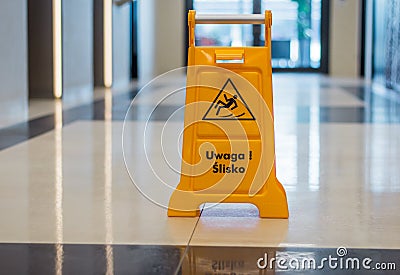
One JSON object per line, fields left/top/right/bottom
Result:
{"left": 0, "top": 0, "right": 399, "bottom": 127}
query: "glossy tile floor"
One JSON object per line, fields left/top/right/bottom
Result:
{"left": 1, "top": 74, "right": 400, "bottom": 274}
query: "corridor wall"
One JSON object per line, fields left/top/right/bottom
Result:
{"left": 0, "top": 0, "right": 28, "bottom": 128}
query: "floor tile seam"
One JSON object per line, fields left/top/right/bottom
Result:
{"left": 0, "top": 91, "right": 137, "bottom": 152}
{"left": 173, "top": 206, "right": 204, "bottom": 275}
{"left": 1, "top": 87, "right": 136, "bottom": 132}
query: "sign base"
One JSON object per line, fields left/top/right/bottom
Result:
{"left": 168, "top": 178, "right": 288, "bottom": 218}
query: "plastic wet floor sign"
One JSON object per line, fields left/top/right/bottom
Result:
{"left": 168, "top": 10, "right": 289, "bottom": 218}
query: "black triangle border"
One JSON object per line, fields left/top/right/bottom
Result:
{"left": 202, "top": 78, "right": 256, "bottom": 121}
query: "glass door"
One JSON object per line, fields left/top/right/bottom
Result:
{"left": 372, "top": 0, "right": 400, "bottom": 92}
{"left": 190, "top": 0, "right": 325, "bottom": 71}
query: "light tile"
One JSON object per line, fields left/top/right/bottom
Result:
{"left": 27, "top": 82, "right": 138, "bottom": 121}
{"left": 273, "top": 74, "right": 364, "bottom": 107}
{"left": 190, "top": 124, "right": 400, "bottom": 249}
{"left": 0, "top": 121, "right": 197, "bottom": 245}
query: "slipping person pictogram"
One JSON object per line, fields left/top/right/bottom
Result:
{"left": 215, "top": 94, "right": 238, "bottom": 117}
{"left": 203, "top": 78, "right": 255, "bottom": 120}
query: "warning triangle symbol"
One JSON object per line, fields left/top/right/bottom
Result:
{"left": 202, "top": 78, "right": 255, "bottom": 121}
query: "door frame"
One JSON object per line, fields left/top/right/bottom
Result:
{"left": 184, "top": 0, "right": 330, "bottom": 73}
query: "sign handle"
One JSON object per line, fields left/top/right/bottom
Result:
{"left": 188, "top": 10, "right": 272, "bottom": 47}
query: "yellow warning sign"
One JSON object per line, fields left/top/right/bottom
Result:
{"left": 203, "top": 78, "right": 255, "bottom": 120}
{"left": 168, "top": 10, "right": 289, "bottom": 218}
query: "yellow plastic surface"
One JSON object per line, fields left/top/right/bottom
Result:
{"left": 168, "top": 10, "right": 288, "bottom": 218}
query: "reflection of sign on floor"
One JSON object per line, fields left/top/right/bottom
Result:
{"left": 203, "top": 78, "right": 255, "bottom": 120}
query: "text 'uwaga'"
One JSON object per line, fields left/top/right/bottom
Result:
{"left": 205, "top": 150, "right": 253, "bottom": 174}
